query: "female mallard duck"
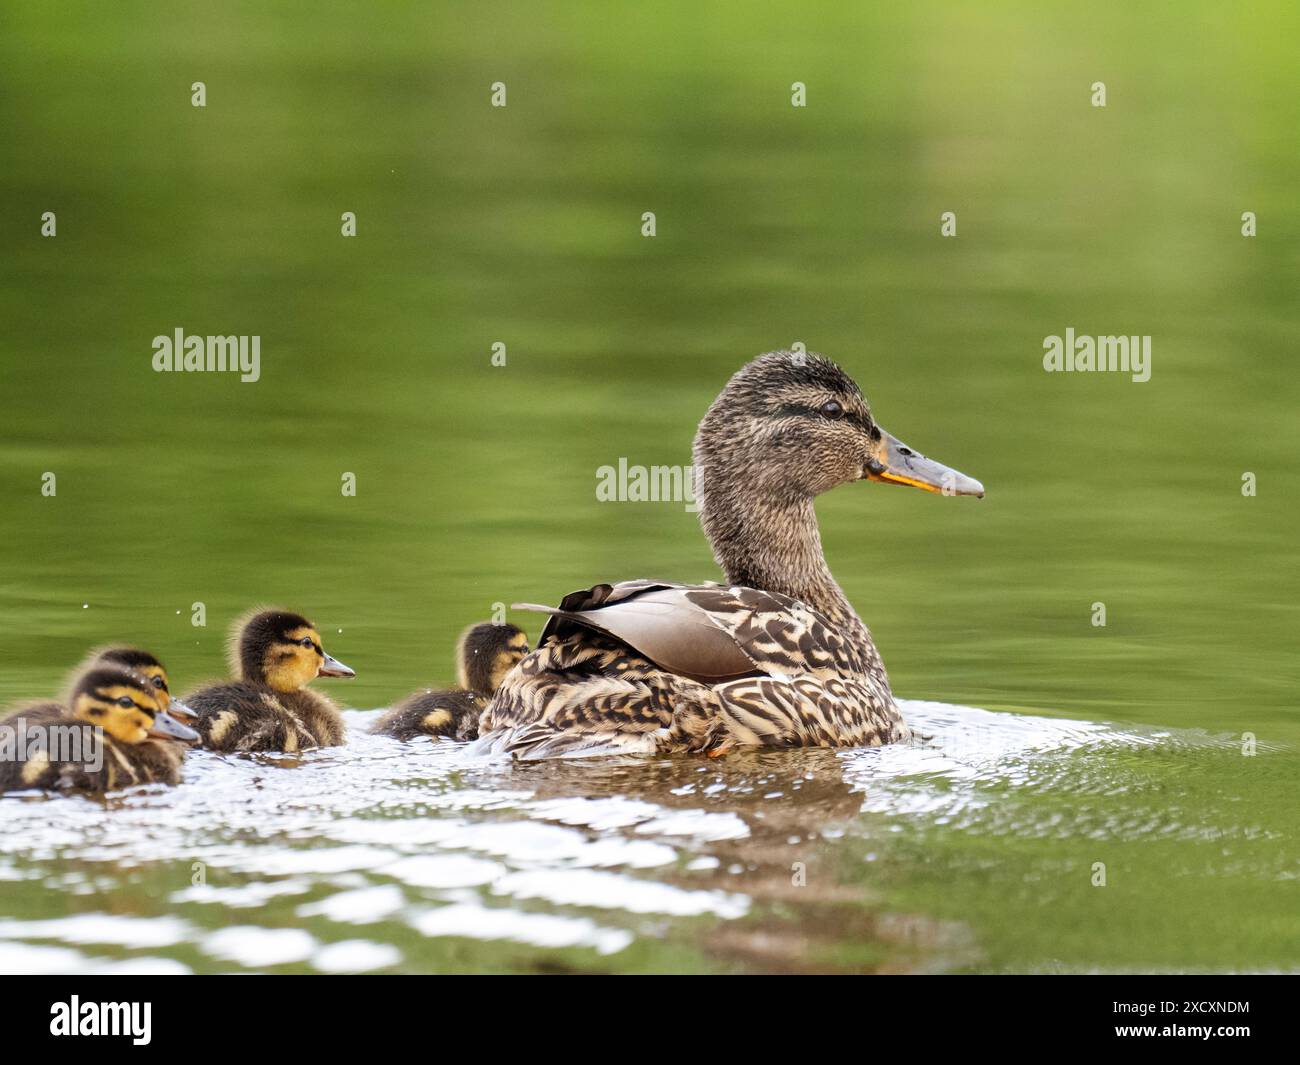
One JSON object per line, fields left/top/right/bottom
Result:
{"left": 371, "top": 622, "right": 529, "bottom": 741}
{"left": 74, "top": 646, "right": 198, "bottom": 781}
{"left": 185, "top": 609, "right": 355, "bottom": 753}
{"left": 0, "top": 666, "right": 199, "bottom": 795}
{"left": 472, "top": 350, "right": 983, "bottom": 759}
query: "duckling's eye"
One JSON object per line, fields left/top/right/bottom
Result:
{"left": 116, "top": 696, "right": 135, "bottom": 708}
{"left": 300, "top": 638, "right": 314, "bottom": 649}
{"left": 820, "top": 399, "right": 844, "bottom": 419}
{"left": 152, "top": 676, "right": 167, "bottom": 690}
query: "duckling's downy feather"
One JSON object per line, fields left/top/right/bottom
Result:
{"left": 372, "top": 622, "right": 528, "bottom": 742}
{"left": 186, "top": 609, "right": 351, "bottom": 753}
{"left": 370, "top": 689, "right": 483, "bottom": 742}
{"left": 0, "top": 703, "right": 184, "bottom": 794}
{"left": 187, "top": 684, "right": 343, "bottom": 753}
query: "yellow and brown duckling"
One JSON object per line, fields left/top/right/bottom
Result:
{"left": 72, "top": 646, "right": 198, "bottom": 781}
{"left": 185, "top": 609, "right": 355, "bottom": 753}
{"left": 75, "top": 646, "right": 175, "bottom": 707}
{"left": 0, "top": 666, "right": 200, "bottom": 795}
{"left": 371, "top": 622, "right": 528, "bottom": 741}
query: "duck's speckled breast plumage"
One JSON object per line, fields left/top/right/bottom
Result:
{"left": 474, "top": 580, "right": 906, "bottom": 760}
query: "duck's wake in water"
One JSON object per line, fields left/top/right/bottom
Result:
{"left": 3, "top": 699, "right": 1268, "bottom": 974}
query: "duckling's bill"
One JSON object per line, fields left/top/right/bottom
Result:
{"left": 865, "top": 428, "right": 984, "bottom": 498}
{"left": 318, "top": 653, "right": 355, "bottom": 678}
{"left": 148, "top": 709, "right": 201, "bottom": 743}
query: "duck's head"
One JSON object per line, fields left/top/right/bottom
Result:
{"left": 84, "top": 647, "right": 196, "bottom": 723}
{"left": 70, "top": 667, "right": 200, "bottom": 746}
{"left": 231, "top": 609, "right": 355, "bottom": 692}
{"left": 694, "top": 351, "right": 984, "bottom": 503}
{"left": 455, "top": 622, "right": 529, "bottom": 697}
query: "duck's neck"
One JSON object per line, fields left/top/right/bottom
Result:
{"left": 697, "top": 481, "right": 863, "bottom": 634}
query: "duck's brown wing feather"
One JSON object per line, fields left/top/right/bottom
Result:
{"left": 516, "top": 584, "right": 758, "bottom": 684}
{"left": 519, "top": 579, "right": 872, "bottom": 682}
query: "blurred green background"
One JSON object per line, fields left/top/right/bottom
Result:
{"left": 1, "top": 2, "right": 1297, "bottom": 972}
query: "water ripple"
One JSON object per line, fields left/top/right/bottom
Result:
{"left": 0, "top": 701, "right": 1292, "bottom": 973}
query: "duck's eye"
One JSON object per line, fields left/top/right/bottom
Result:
{"left": 152, "top": 676, "right": 167, "bottom": 690}
{"left": 820, "top": 399, "right": 844, "bottom": 419}
{"left": 117, "top": 696, "right": 135, "bottom": 708}
{"left": 300, "top": 638, "right": 314, "bottom": 649}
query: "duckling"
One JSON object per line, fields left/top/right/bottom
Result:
{"left": 185, "top": 609, "right": 355, "bottom": 753}
{"left": 371, "top": 622, "right": 528, "bottom": 741}
{"left": 75, "top": 646, "right": 173, "bottom": 703}
{"left": 0, "top": 666, "right": 199, "bottom": 795}
{"left": 74, "top": 646, "right": 197, "bottom": 783}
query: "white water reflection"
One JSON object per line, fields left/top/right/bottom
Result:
{"left": 297, "top": 884, "right": 406, "bottom": 923}
{"left": 204, "top": 926, "right": 317, "bottom": 967}
{"left": 492, "top": 869, "right": 749, "bottom": 917}
{"left": 0, "top": 914, "right": 192, "bottom": 948}
{"left": 0, "top": 700, "right": 1251, "bottom": 973}
{"left": 311, "top": 939, "right": 402, "bottom": 973}
{"left": 0, "top": 941, "right": 191, "bottom": 975}
{"left": 410, "top": 902, "right": 633, "bottom": 955}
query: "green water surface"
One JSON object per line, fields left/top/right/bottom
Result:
{"left": 0, "top": 2, "right": 1297, "bottom": 973}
